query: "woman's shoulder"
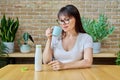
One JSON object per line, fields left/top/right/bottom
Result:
{"left": 77, "top": 33, "right": 93, "bottom": 46}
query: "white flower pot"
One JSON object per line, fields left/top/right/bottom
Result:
{"left": 20, "top": 44, "right": 31, "bottom": 53}
{"left": 93, "top": 42, "right": 101, "bottom": 54}
{"left": 3, "top": 42, "right": 14, "bottom": 53}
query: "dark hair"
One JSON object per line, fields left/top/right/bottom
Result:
{"left": 57, "top": 5, "right": 86, "bottom": 33}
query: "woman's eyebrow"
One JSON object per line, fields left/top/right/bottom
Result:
{"left": 59, "top": 17, "right": 70, "bottom": 20}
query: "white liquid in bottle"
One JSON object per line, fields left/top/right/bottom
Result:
{"left": 35, "top": 45, "right": 42, "bottom": 71}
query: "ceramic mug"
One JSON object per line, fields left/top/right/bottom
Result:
{"left": 52, "top": 26, "right": 62, "bottom": 37}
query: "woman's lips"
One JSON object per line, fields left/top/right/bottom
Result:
{"left": 62, "top": 26, "right": 68, "bottom": 29}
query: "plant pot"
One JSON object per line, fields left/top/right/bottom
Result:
{"left": 20, "top": 44, "right": 31, "bottom": 53}
{"left": 93, "top": 42, "right": 101, "bottom": 54}
{"left": 3, "top": 42, "right": 14, "bottom": 53}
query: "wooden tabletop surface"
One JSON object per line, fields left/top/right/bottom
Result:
{"left": 0, "top": 64, "right": 120, "bottom": 80}
{"left": 6, "top": 52, "right": 117, "bottom": 58}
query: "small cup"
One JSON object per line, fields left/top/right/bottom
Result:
{"left": 52, "top": 26, "right": 62, "bottom": 37}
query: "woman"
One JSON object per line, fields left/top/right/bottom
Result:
{"left": 43, "top": 5, "right": 93, "bottom": 70}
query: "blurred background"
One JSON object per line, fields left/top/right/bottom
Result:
{"left": 0, "top": 0, "right": 119, "bottom": 52}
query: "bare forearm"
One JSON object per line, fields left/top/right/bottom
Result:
{"left": 63, "top": 59, "right": 92, "bottom": 69}
{"left": 43, "top": 39, "right": 53, "bottom": 64}
{"left": 63, "top": 48, "right": 93, "bottom": 69}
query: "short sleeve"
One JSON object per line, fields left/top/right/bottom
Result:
{"left": 84, "top": 35, "right": 93, "bottom": 50}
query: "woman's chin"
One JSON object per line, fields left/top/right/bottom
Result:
{"left": 63, "top": 29, "right": 68, "bottom": 32}
{"left": 62, "top": 28, "right": 68, "bottom": 31}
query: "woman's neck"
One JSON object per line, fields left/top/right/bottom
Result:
{"left": 62, "top": 30, "right": 78, "bottom": 39}
{"left": 65, "top": 30, "right": 78, "bottom": 39}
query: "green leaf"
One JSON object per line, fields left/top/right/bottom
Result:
{"left": 0, "top": 42, "right": 8, "bottom": 57}
{"left": 23, "top": 32, "right": 29, "bottom": 44}
{"left": 1, "top": 14, "right": 6, "bottom": 28}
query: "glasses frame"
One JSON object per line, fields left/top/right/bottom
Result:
{"left": 56, "top": 18, "right": 71, "bottom": 25}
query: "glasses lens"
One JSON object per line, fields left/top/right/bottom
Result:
{"left": 57, "top": 18, "right": 70, "bottom": 25}
{"left": 64, "top": 19, "right": 70, "bottom": 24}
{"left": 57, "top": 20, "right": 63, "bottom": 24}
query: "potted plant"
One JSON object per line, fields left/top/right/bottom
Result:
{"left": 18, "top": 32, "right": 34, "bottom": 53}
{"left": 116, "top": 44, "right": 120, "bottom": 65}
{"left": 0, "top": 41, "right": 8, "bottom": 68}
{"left": 82, "top": 14, "right": 115, "bottom": 53}
{"left": 0, "top": 14, "right": 19, "bottom": 53}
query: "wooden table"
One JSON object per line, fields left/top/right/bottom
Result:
{"left": 0, "top": 64, "right": 120, "bottom": 80}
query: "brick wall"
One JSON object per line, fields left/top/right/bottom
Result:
{"left": 0, "top": 0, "right": 120, "bottom": 53}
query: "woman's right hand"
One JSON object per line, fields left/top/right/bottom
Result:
{"left": 45, "top": 27, "right": 53, "bottom": 39}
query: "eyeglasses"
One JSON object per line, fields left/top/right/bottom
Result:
{"left": 56, "top": 18, "right": 70, "bottom": 25}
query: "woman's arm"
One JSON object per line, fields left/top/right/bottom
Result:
{"left": 63, "top": 48, "right": 93, "bottom": 69}
{"left": 48, "top": 48, "right": 93, "bottom": 70}
{"left": 43, "top": 28, "right": 53, "bottom": 64}
{"left": 43, "top": 39, "right": 53, "bottom": 64}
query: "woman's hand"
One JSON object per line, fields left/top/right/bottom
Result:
{"left": 45, "top": 27, "right": 53, "bottom": 39}
{"left": 48, "top": 60, "right": 65, "bottom": 71}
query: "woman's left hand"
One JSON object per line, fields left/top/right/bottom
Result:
{"left": 48, "top": 60, "right": 64, "bottom": 71}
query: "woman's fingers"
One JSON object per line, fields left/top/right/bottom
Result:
{"left": 48, "top": 60, "right": 57, "bottom": 65}
{"left": 45, "top": 28, "right": 52, "bottom": 35}
{"left": 48, "top": 60, "right": 62, "bottom": 71}
{"left": 45, "top": 27, "right": 53, "bottom": 38}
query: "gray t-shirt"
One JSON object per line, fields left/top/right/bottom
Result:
{"left": 51, "top": 33, "right": 93, "bottom": 63}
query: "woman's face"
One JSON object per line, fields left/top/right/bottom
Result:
{"left": 58, "top": 15, "right": 76, "bottom": 32}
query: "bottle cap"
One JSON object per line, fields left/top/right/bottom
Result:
{"left": 36, "top": 45, "right": 41, "bottom": 48}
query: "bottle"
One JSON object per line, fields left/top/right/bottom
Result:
{"left": 35, "top": 45, "right": 42, "bottom": 71}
